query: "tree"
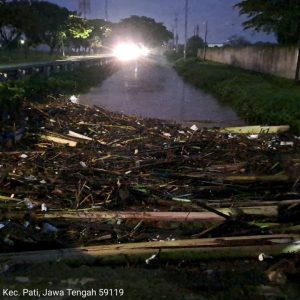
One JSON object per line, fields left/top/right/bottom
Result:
{"left": 235, "top": 0, "right": 300, "bottom": 80}
{"left": 224, "top": 35, "right": 251, "bottom": 47}
{"left": 186, "top": 35, "right": 205, "bottom": 57}
{"left": 235, "top": 0, "right": 300, "bottom": 45}
{"left": 114, "top": 16, "right": 173, "bottom": 47}
{"left": 0, "top": 0, "right": 36, "bottom": 50}
{"left": 65, "top": 15, "right": 92, "bottom": 53}
{"left": 30, "top": 1, "right": 70, "bottom": 55}
{"left": 87, "top": 19, "right": 112, "bottom": 53}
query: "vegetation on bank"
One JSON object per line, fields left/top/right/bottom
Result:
{"left": 0, "top": 64, "right": 115, "bottom": 130}
{"left": 0, "top": 50, "right": 63, "bottom": 64}
{"left": 170, "top": 57, "right": 300, "bottom": 134}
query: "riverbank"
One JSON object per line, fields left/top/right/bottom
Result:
{"left": 170, "top": 57, "right": 300, "bottom": 134}
{"left": 0, "top": 50, "right": 63, "bottom": 64}
{"left": 0, "top": 63, "right": 116, "bottom": 132}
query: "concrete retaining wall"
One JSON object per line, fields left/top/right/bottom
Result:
{"left": 198, "top": 46, "right": 298, "bottom": 79}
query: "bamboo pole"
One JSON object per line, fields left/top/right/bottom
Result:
{"left": 0, "top": 235, "right": 298, "bottom": 265}
{"left": 40, "top": 135, "right": 77, "bottom": 147}
{"left": 224, "top": 174, "right": 290, "bottom": 183}
{"left": 1, "top": 206, "right": 281, "bottom": 222}
{"left": 2, "top": 211, "right": 226, "bottom": 222}
{"left": 220, "top": 125, "right": 290, "bottom": 134}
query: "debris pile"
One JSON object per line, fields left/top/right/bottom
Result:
{"left": 0, "top": 97, "right": 300, "bottom": 272}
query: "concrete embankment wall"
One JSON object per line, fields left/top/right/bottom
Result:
{"left": 198, "top": 46, "right": 298, "bottom": 79}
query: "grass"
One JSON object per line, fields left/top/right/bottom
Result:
{"left": 170, "top": 56, "right": 300, "bottom": 134}
{"left": 0, "top": 50, "right": 63, "bottom": 65}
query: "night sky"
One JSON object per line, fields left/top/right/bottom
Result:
{"left": 49, "top": 0, "right": 275, "bottom": 44}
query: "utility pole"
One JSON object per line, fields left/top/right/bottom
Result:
{"left": 203, "top": 21, "right": 208, "bottom": 60}
{"left": 174, "top": 13, "right": 179, "bottom": 51}
{"left": 196, "top": 24, "right": 200, "bottom": 37}
{"left": 184, "top": 0, "right": 189, "bottom": 59}
{"left": 79, "top": 0, "right": 91, "bottom": 19}
{"left": 105, "top": 0, "right": 108, "bottom": 21}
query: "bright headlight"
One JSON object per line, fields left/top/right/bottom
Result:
{"left": 113, "top": 43, "right": 150, "bottom": 61}
{"left": 113, "top": 43, "right": 141, "bottom": 61}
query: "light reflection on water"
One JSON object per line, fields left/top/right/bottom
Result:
{"left": 80, "top": 56, "right": 244, "bottom": 127}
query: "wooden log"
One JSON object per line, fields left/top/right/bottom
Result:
{"left": 220, "top": 125, "right": 290, "bottom": 134}
{"left": 0, "top": 235, "right": 298, "bottom": 265}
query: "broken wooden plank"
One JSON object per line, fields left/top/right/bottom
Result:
{"left": 40, "top": 135, "right": 77, "bottom": 147}
{"left": 220, "top": 125, "right": 290, "bottom": 134}
{"left": 0, "top": 235, "right": 298, "bottom": 265}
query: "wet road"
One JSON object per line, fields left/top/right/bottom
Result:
{"left": 80, "top": 55, "right": 244, "bottom": 126}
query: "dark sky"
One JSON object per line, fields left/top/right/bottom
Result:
{"left": 50, "top": 0, "right": 275, "bottom": 43}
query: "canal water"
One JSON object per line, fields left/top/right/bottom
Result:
{"left": 80, "top": 55, "right": 244, "bottom": 127}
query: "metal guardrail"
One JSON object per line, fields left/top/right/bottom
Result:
{"left": 0, "top": 55, "right": 115, "bottom": 81}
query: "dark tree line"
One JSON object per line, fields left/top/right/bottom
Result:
{"left": 235, "top": 0, "right": 300, "bottom": 79}
{"left": 0, "top": 1, "right": 173, "bottom": 55}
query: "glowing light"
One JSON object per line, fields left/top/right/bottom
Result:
{"left": 113, "top": 43, "right": 150, "bottom": 61}
{"left": 140, "top": 46, "right": 150, "bottom": 57}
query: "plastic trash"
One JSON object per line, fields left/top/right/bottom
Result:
{"left": 41, "top": 203, "right": 47, "bottom": 212}
{"left": 15, "top": 277, "right": 30, "bottom": 283}
{"left": 70, "top": 95, "right": 79, "bottom": 104}
{"left": 163, "top": 132, "right": 171, "bottom": 137}
{"left": 190, "top": 124, "right": 198, "bottom": 131}
{"left": 280, "top": 141, "right": 294, "bottom": 147}
{"left": 80, "top": 161, "right": 88, "bottom": 168}
{"left": 145, "top": 254, "right": 157, "bottom": 264}
{"left": 24, "top": 175, "right": 37, "bottom": 181}
{"left": 42, "top": 223, "right": 58, "bottom": 233}
{"left": 24, "top": 221, "right": 30, "bottom": 228}
{"left": 24, "top": 198, "right": 34, "bottom": 210}
{"left": 20, "top": 154, "right": 28, "bottom": 159}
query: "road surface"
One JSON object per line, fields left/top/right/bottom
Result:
{"left": 0, "top": 54, "right": 113, "bottom": 72}
{"left": 80, "top": 55, "right": 244, "bottom": 126}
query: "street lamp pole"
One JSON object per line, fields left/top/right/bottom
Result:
{"left": 184, "top": 0, "right": 189, "bottom": 59}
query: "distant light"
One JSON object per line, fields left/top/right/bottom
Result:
{"left": 113, "top": 43, "right": 150, "bottom": 61}
{"left": 20, "top": 39, "right": 25, "bottom": 45}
